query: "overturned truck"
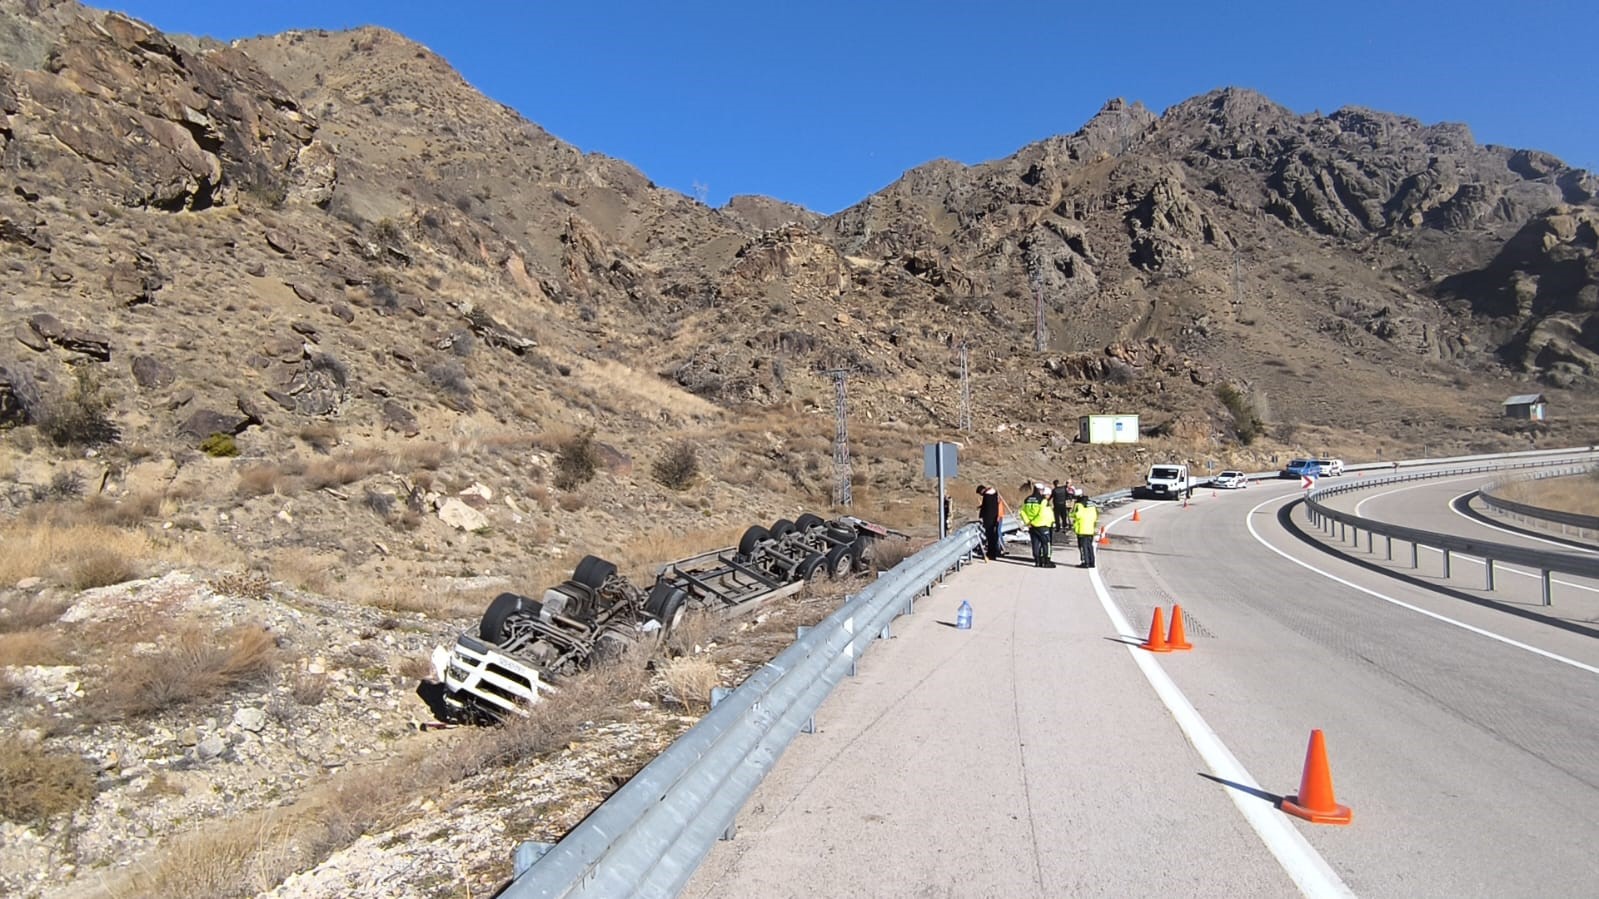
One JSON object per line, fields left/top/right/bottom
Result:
{"left": 432, "top": 514, "right": 889, "bottom": 718}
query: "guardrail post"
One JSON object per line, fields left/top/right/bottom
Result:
{"left": 1385, "top": 535, "right": 1392, "bottom": 560}
{"left": 1365, "top": 530, "right": 1373, "bottom": 553}
{"left": 514, "top": 841, "right": 556, "bottom": 877}
{"left": 1542, "top": 570, "right": 1553, "bottom": 606}
{"left": 1410, "top": 542, "right": 1418, "bottom": 569}
{"left": 1442, "top": 548, "right": 1451, "bottom": 579}
{"left": 1485, "top": 559, "right": 1495, "bottom": 591}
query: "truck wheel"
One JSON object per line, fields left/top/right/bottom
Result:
{"left": 480, "top": 592, "right": 538, "bottom": 644}
{"left": 846, "top": 538, "right": 867, "bottom": 572}
{"left": 823, "top": 545, "right": 851, "bottom": 578}
{"left": 795, "top": 513, "right": 825, "bottom": 531}
{"left": 795, "top": 553, "right": 826, "bottom": 581}
{"left": 737, "top": 525, "right": 770, "bottom": 558}
{"left": 572, "top": 556, "right": 616, "bottom": 590}
{"left": 770, "top": 518, "right": 797, "bottom": 538}
{"left": 654, "top": 589, "right": 688, "bottom": 636}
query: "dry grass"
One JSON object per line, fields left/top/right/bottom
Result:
{"left": 656, "top": 656, "right": 720, "bottom": 711}
{"left": 662, "top": 609, "right": 730, "bottom": 657}
{"left": 0, "top": 629, "right": 67, "bottom": 667}
{"left": 85, "top": 624, "right": 280, "bottom": 721}
{"left": 0, "top": 741, "right": 97, "bottom": 824}
{"left": 265, "top": 546, "right": 335, "bottom": 595}
{"left": 0, "top": 594, "right": 71, "bottom": 633}
{"left": 619, "top": 523, "right": 748, "bottom": 572}
{"left": 96, "top": 649, "right": 652, "bottom": 898}
{"left": 867, "top": 536, "right": 922, "bottom": 572}
{"left": 0, "top": 521, "right": 154, "bottom": 588}
{"left": 1499, "top": 471, "right": 1599, "bottom": 517}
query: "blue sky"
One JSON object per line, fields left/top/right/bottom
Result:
{"left": 110, "top": 1, "right": 1597, "bottom": 214}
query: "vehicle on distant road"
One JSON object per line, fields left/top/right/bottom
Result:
{"left": 1281, "top": 458, "right": 1319, "bottom": 479}
{"left": 1316, "top": 458, "right": 1345, "bottom": 476}
{"left": 1142, "top": 462, "right": 1192, "bottom": 499}
{"left": 1212, "top": 470, "right": 1247, "bottom": 489}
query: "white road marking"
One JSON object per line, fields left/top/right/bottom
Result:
{"left": 1444, "top": 489, "right": 1599, "bottom": 556}
{"left": 1246, "top": 494, "right": 1599, "bottom": 677}
{"left": 1087, "top": 564, "right": 1355, "bottom": 898}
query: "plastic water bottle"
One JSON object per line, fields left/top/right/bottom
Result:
{"left": 956, "top": 600, "right": 972, "bottom": 630}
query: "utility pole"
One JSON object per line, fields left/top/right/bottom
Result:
{"left": 828, "top": 369, "right": 852, "bottom": 508}
{"left": 958, "top": 342, "right": 972, "bottom": 432}
{"left": 1032, "top": 280, "right": 1048, "bottom": 352}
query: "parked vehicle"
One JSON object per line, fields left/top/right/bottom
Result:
{"left": 1143, "top": 463, "right": 1191, "bottom": 499}
{"left": 1316, "top": 459, "right": 1345, "bottom": 476}
{"left": 1212, "top": 470, "right": 1247, "bottom": 489}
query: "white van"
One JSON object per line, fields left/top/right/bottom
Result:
{"left": 1144, "top": 463, "right": 1191, "bottom": 499}
{"left": 1316, "top": 459, "right": 1345, "bottom": 476}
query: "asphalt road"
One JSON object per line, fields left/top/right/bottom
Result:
{"left": 684, "top": 475, "right": 1599, "bottom": 898}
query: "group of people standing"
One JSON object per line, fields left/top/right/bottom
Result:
{"left": 975, "top": 480, "right": 1100, "bottom": 569}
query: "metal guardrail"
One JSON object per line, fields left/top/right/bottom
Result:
{"left": 504, "top": 446, "right": 1598, "bottom": 897}
{"left": 508, "top": 522, "right": 988, "bottom": 898}
{"left": 1303, "top": 455, "right": 1599, "bottom": 605}
{"left": 1479, "top": 465, "right": 1599, "bottom": 539}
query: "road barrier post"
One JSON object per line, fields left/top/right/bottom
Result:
{"left": 1485, "top": 559, "right": 1495, "bottom": 591}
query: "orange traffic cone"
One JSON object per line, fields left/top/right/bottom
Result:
{"left": 1282, "top": 729, "right": 1352, "bottom": 825}
{"left": 1139, "top": 607, "right": 1171, "bottom": 652}
{"left": 1181, "top": 497, "right": 1189, "bottom": 509}
{"left": 1131, "top": 507, "right": 1142, "bottom": 522}
{"left": 1166, "top": 604, "right": 1192, "bottom": 651}
{"left": 1097, "top": 526, "right": 1110, "bottom": 546}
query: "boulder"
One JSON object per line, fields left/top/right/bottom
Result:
{"left": 437, "top": 497, "right": 488, "bottom": 531}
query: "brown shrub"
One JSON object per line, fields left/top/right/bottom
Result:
{"left": 556, "top": 492, "right": 586, "bottom": 512}
{"left": 0, "top": 742, "right": 96, "bottom": 824}
{"left": 0, "top": 523, "right": 149, "bottom": 586}
{"left": 303, "top": 448, "right": 391, "bottom": 490}
{"left": 662, "top": 609, "right": 729, "bottom": 657}
{"left": 868, "top": 536, "right": 920, "bottom": 572}
{"left": 0, "top": 595, "right": 71, "bottom": 633}
{"left": 236, "top": 463, "right": 294, "bottom": 498}
{"left": 81, "top": 490, "right": 167, "bottom": 527}
{"left": 67, "top": 545, "right": 141, "bottom": 590}
{"left": 298, "top": 423, "right": 340, "bottom": 453}
{"left": 88, "top": 625, "right": 280, "bottom": 721}
{"left": 656, "top": 656, "right": 719, "bottom": 711}
{"left": 0, "top": 629, "right": 66, "bottom": 666}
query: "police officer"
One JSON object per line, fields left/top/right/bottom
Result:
{"left": 976, "top": 485, "right": 1003, "bottom": 560}
{"left": 1071, "top": 493, "right": 1100, "bottom": 568}
{"left": 1018, "top": 482, "right": 1056, "bottom": 568}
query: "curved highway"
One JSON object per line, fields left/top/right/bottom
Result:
{"left": 686, "top": 472, "right": 1599, "bottom": 898}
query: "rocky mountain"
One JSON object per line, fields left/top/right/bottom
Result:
{"left": 3, "top": 2, "right": 1599, "bottom": 894}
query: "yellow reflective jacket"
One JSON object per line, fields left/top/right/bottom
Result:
{"left": 1019, "top": 495, "right": 1054, "bottom": 528}
{"left": 1071, "top": 502, "right": 1100, "bottom": 535}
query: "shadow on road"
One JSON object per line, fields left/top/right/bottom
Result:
{"left": 1199, "top": 772, "right": 1283, "bottom": 806}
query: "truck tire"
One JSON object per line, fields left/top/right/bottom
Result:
{"left": 653, "top": 589, "right": 688, "bottom": 636}
{"left": 480, "top": 592, "right": 539, "bottom": 644}
{"left": 795, "top": 552, "right": 826, "bottom": 581}
{"left": 794, "top": 513, "right": 825, "bottom": 531}
{"left": 737, "top": 525, "right": 770, "bottom": 558}
{"left": 823, "top": 545, "right": 851, "bottom": 578}
{"left": 769, "top": 518, "right": 797, "bottom": 538}
{"left": 571, "top": 556, "right": 616, "bottom": 590}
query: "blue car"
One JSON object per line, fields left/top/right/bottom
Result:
{"left": 1281, "top": 458, "right": 1319, "bottom": 479}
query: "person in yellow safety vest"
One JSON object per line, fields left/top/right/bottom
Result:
{"left": 1071, "top": 493, "right": 1101, "bottom": 568}
{"left": 1018, "top": 482, "right": 1056, "bottom": 568}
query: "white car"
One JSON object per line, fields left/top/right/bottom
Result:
{"left": 1212, "top": 470, "right": 1247, "bottom": 489}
